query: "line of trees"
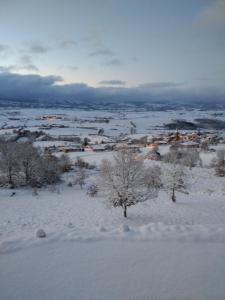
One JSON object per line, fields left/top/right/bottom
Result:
{"left": 100, "top": 149, "right": 190, "bottom": 217}
{"left": 0, "top": 141, "right": 68, "bottom": 188}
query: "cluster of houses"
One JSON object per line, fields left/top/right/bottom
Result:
{"left": 41, "top": 130, "right": 222, "bottom": 162}
{"left": 31, "top": 115, "right": 220, "bottom": 157}
{"left": 150, "top": 130, "right": 220, "bottom": 148}
{"left": 2, "top": 122, "right": 222, "bottom": 162}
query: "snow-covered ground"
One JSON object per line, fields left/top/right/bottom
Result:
{"left": 1, "top": 240, "right": 225, "bottom": 300}
{"left": 1, "top": 107, "right": 225, "bottom": 299}
{"left": 0, "top": 162, "right": 225, "bottom": 300}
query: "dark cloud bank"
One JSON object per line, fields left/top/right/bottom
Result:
{"left": 0, "top": 71, "right": 224, "bottom": 109}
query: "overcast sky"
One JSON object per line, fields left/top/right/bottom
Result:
{"left": 0, "top": 0, "right": 224, "bottom": 103}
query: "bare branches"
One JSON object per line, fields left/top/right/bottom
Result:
{"left": 163, "top": 163, "right": 187, "bottom": 203}
{"left": 100, "top": 150, "right": 161, "bottom": 217}
{"left": 0, "top": 141, "right": 63, "bottom": 187}
{"left": 214, "top": 150, "right": 225, "bottom": 177}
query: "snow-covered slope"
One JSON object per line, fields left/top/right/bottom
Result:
{"left": 1, "top": 152, "right": 225, "bottom": 300}
{"left": 0, "top": 164, "right": 225, "bottom": 247}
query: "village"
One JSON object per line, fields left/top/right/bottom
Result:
{"left": 0, "top": 112, "right": 222, "bottom": 164}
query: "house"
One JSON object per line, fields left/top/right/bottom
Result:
{"left": 89, "top": 144, "right": 108, "bottom": 152}
{"left": 179, "top": 141, "right": 199, "bottom": 148}
{"left": 114, "top": 143, "right": 140, "bottom": 153}
{"left": 59, "top": 145, "right": 85, "bottom": 153}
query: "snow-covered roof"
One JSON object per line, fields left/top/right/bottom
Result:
{"left": 91, "top": 145, "right": 107, "bottom": 150}
{"left": 180, "top": 141, "right": 199, "bottom": 146}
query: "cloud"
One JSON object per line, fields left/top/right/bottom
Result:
{"left": 138, "top": 82, "right": 184, "bottom": 89}
{"left": 0, "top": 71, "right": 224, "bottom": 105}
{"left": 104, "top": 58, "right": 122, "bottom": 66}
{"left": 0, "top": 44, "right": 9, "bottom": 52}
{"left": 69, "top": 66, "right": 79, "bottom": 71}
{"left": 89, "top": 47, "right": 122, "bottom": 67}
{"left": 24, "top": 41, "right": 49, "bottom": 54}
{"left": 22, "top": 38, "right": 77, "bottom": 55}
{"left": 0, "top": 66, "right": 15, "bottom": 72}
{"left": 0, "top": 55, "right": 39, "bottom": 73}
{"left": 59, "top": 65, "right": 79, "bottom": 71}
{"left": 99, "top": 80, "right": 126, "bottom": 86}
{"left": 0, "top": 64, "right": 38, "bottom": 72}
{"left": 0, "top": 72, "right": 63, "bottom": 101}
{"left": 19, "top": 55, "right": 39, "bottom": 71}
{"left": 89, "top": 49, "right": 115, "bottom": 57}
{"left": 0, "top": 44, "right": 10, "bottom": 58}
{"left": 197, "top": 0, "right": 225, "bottom": 27}
{"left": 18, "top": 64, "right": 39, "bottom": 72}
{"left": 59, "top": 39, "right": 77, "bottom": 49}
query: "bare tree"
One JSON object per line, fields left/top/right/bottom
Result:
{"left": 74, "top": 166, "right": 87, "bottom": 189}
{"left": 87, "top": 184, "right": 99, "bottom": 197}
{"left": 201, "top": 140, "right": 209, "bottom": 151}
{"left": 41, "top": 153, "right": 62, "bottom": 185}
{"left": 18, "top": 147, "right": 61, "bottom": 187}
{"left": 0, "top": 141, "right": 63, "bottom": 188}
{"left": 74, "top": 156, "right": 89, "bottom": 189}
{"left": 181, "top": 149, "right": 201, "bottom": 169}
{"left": 214, "top": 150, "right": 225, "bottom": 177}
{"left": 75, "top": 156, "right": 89, "bottom": 169}
{"left": 100, "top": 150, "right": 161, "bottom": 218}
{"left": 17, "top": 142, "right": 41, "bottom": 185}
{"left": 0, "top": 141, "right": 20, "bottom": 187}
{"left": 58, "top": 154, "right": 72, "bottom": 172}
{"left": 163, "top": 149, "right": 180, "bottom": 164}
{"left": 143, "top": 165, "right": 162, "bottom": 190}
{"left": 163, "top": 163, "right": 187, "bottom": 202}
{"left": 164, "top": 148, "right": 201, "bottom": 169}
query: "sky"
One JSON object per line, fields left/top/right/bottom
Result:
{"left": 0, "top": 0, "right": 225, "bottom": 103}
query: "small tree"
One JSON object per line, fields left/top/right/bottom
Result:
{"left": 74, "top": 167, "right": 87, "bottom": 189}
{"left": 75, "top": 156, "right": 89, "bottom": 169}
{"left": 82, "top": 137, "right": 90, "bottom": 147}
{"left": 163, "top": 163, "right": 187, "bottom": 202}
{"left": 214, "top": 150, "right": 225, "bottom": 177}
{"left": 100, "top": 150, "right": 161, "bottom": 218}
{"left": 163, "top": 149, "right": 180, "bottom": 164}
{"left": 0, "top": 141, "right": 20, "bottom": 187}
{"left": 201, "top": 140, "right": 209, "bottom": 151}
{"left": 164, "top": 148, "right": 201, "bottom": 169}
{"left": 87, "top": 184, "right": 99, "bottom": 197}
{"left": 181, "top": 149, "right": 201, "bottom": 169}
{"left": 58, "top": 154, "right": 72, "bottom": 172}
{"left": 41, "top": 153, "right": 61, "bottom": 185}
{"left": 17, "top": 142, "right": 41, "bottom": 185}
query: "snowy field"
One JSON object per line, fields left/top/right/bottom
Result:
{"left": 2, "top": 107, "right": 225, "bottom": 137}
{"left": 0, "top": 161, "right": 225, "bottom": 300}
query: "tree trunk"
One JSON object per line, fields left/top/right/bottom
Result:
{"left": 25, "top": 168, "right": 29, "bottom": 184}
{"left": 172, "top": 187, "right": 176, "bottom": 202}
{"left": 8, "top": 166, "right": 14, "bottom": 187}
{"left": 123, "top": 205, "right": 127, "bottom": 218}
